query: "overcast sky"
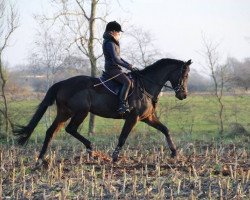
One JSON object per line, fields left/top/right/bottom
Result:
{"left": 3, "top": 0, "right": 250, "bottom": 70}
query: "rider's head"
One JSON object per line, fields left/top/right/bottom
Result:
{"left": 105, "top": 21, "right": 123, "bottom": 32}
{"left": 105, "top": 21, "right": 123, "bottom": 41}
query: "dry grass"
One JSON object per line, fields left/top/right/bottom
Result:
{"left": 0, "top": 140, "right": 250, "bottom": 199}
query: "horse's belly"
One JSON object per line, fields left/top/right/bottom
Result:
{"left": 89, "top": 93, "right": 122, "bottom": 118}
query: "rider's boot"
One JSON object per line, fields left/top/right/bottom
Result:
{"left": 117, "top": 84, "right": 130, "bottom": 114}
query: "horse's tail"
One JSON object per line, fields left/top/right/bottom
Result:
{"left": 13, "top": 82, "right": 60, "bottom": 145}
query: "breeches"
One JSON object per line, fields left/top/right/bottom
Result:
{"left": 106, "top": 69, "right": 131, "bottom": 100}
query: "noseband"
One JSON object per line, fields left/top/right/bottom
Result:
{"left": 172, "top": 67, "right": 187, "bottom": 93}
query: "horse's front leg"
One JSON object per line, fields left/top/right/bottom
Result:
{"left": 143, "top": 113, "right": 177, "bottom": 157}
{"left": 112, "top": 114, "right": 139, "bottom": 162}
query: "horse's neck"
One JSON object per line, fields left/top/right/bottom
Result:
{"left": 141, "top": 64, "right": 176, "bottom": 97}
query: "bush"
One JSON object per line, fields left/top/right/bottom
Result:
{"left": 227, "top": 122, "right": 249, "bottom": 137}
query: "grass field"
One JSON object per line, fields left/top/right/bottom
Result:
{"left": 6, "top": 93, "right": 250, "bottom": 142}
{"left": 0, "top": 93, "right": 250, "bottom": 199}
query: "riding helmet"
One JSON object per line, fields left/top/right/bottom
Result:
{"left": 105, "top": 21, "right": 123, "bottom": 32}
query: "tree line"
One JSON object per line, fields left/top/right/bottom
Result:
{"left": 5, "top": 55, "right": 250, "bottom": 94}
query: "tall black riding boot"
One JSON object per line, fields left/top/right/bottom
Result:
{"left": 118, "top": 84, "right": 130, "bottom": 114}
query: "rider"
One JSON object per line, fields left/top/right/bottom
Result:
{"left": 103, "top": 21, "right": 133, "bottom": 114}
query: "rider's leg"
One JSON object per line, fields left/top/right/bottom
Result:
{"left": 107, "top": 69, "right": 131, "bottom": 114}
{"left": 118, "top": 79, "right": 131, "bottom": 114}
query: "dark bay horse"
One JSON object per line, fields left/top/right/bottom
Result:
{"left": 14, "top": 58, "right": 192, "bottom": 163}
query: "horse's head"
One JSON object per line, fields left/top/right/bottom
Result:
{"left": 169, "top": 59, "right": 192, "bottom": 100}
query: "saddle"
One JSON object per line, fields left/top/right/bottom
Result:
{"left": 98, "top": 71, "right": 134, "bottom": 96}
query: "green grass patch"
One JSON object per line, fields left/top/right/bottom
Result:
{"left": 3, "top": 93, "right": 250, "bottom": 145}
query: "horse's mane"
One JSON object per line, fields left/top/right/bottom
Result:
{"left": 140, "top": 58, "right": 185, "bottom": 73}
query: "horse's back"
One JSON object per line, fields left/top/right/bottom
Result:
{"left": 58, "top": 75, "right": 97, "bottom": 92}
{"left": 55, "top": 75, "right": 96, "bottom": 105}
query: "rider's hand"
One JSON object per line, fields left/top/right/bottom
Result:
{"left": 128, "top": 64, "right": 133, "bottom": 71}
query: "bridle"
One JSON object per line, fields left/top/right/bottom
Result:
{"left": 172, "top": 67, "right": 187, "bottom": 93}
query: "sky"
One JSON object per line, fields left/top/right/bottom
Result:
{"left": 3, "top": 0, "right": 250, "bottom": 71}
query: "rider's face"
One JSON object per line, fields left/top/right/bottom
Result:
{"left": 111, "top": 31, "right": 121, "bottom": 41}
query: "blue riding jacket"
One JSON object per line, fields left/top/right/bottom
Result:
{"left": 103, "top": 32, "right": 131, "bottom": 71}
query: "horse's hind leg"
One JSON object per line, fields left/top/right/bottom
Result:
{"left": 37, "top": 116, "right": 66, "bottom": 164}
{"left": 143, "top": 113, "right": 177, "bottom": 157}
{"left": 65, "top": 112, "right": 92, "bottom": 153}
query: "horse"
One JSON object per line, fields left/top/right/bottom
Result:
{"left": 13, "top": 58, "right": 192, "bottom": 164}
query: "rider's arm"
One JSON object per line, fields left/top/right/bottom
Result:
{"left": 106, "top": 42, "right": 131, "bottom": 69}
{"left": 121, "top": 58, "right": 130, "bottom": 65}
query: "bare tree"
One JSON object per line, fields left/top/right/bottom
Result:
{"left": 228, "top": 57, "right": 250, "bottom": 91}
{"left": 125, "top": 26, "right": 161, "bottom": 68}
{"left": 40, "top": 0, "right": 110, "bottom": 135}
{"left": 200, "top": 36, "right": 231, "bottom": 134}
{"left": 29, "top": 25, "right": 68, "bottom": 127}
{"left": 33, "top": 27, "right": 68, "bottom": 90}
{"left": 0, "top": 0, "right": 19, "bottom": 140}
{"left": 188, "top": 70, "right": 211, "bottom": 92}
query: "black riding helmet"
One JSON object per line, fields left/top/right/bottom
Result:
{"left": 105, "top": 21, "right": 123, "bottom": 32}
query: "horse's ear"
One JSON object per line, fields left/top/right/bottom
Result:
{"left": 186, "top": 59, "right": 192, "bottom": 65}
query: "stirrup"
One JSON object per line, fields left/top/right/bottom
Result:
{"left": 117, "top": 102, "right": 130, "bottom": 114}
{"left": 117, "top": 107, "right": 130, "bottom": 114}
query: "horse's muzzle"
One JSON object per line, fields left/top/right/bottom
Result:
{"left": 175, "top": 92, "right": 187, "bottom": 100}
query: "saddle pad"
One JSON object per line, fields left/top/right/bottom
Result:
{"left": 98, "top": 72, "right": 134, "bottom": 96}
{"left": 99, "top": 76, "right": 121, "bottom": 95}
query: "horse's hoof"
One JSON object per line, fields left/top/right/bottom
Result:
{"left": 171, "top": 150, "right": 177, "bottom": 158}
{"left": 33, "top": 159, "right": 47, "bottom": 170}
{"left": 112, "top": 155, "right": 118, "bottom": 163}
{"left": 36, "top": 159, "right": 43, "bottom": 166}
{"left": 112, "top": 152, "right": 119, "bottom": 162}
{"left": 86, "top": 148, "right": 93, "bottom": 157}
{"left": 112, "top": 147, "right": 121, "bottom": 162}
